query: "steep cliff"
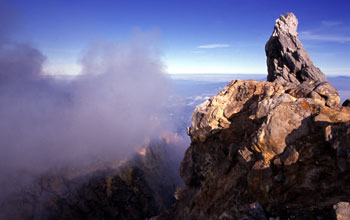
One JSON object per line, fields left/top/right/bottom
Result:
{"left": 153, "top": 13, "right": 350, "bottom": 220}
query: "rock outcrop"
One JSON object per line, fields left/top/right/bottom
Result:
{"left": 153, "top": 13, "right": 350, "bottom": 220}
{"left": 265, "top": 13, "right": 327, "bottom": 85}
{"left": 265, "top": 13, "right": 339, "bottom": 109}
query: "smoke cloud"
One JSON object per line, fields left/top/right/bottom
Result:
{"left": 0, "top": 6, "right": 173, "bottom": 201}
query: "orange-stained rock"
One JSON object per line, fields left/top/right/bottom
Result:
{"left": 161, "top": 74, "right": 350, "bottom": 220}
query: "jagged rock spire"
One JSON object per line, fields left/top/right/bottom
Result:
{"left": 265, "top": 13, "right": 327, "bottom": 84}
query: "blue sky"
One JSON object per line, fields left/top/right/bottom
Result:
{"left": 6, "top": 0, "right": 350, "bottom": 75}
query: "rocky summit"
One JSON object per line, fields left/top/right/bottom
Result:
{"left": 153, "top": 13, "right": 350, "bottom": 220}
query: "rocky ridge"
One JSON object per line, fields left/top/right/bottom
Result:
{"left": 154, "top": 13, "right": 350, "bottom": 220}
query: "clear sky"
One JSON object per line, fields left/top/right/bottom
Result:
{"left": 5, "top": 0, "right": 350, "bottom": 75}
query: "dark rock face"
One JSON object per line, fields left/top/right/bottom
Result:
{"left": 152, "top": 13, "right": 350, "bottom": 220}
{"left": 266, "top": 13, "right": 327, "bottom": 85}
{"left": 0, "top": 138, "right": 184, "bottom": 220}
{"left": 343, "top": 99, "right": 350, "bottom": 107}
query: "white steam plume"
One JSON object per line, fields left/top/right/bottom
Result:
{"left": 0, "top": 14, "right": 171, "bottom": 200}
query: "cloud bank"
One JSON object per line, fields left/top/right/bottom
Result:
{"left": 0, "top": 10, "right": 171, "bottom": 200}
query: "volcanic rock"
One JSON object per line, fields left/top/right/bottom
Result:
{"left": 343, "top": 99, "right": 350, "bottom": 107}
{"left": 152, "top": 13, "right": 350, "bottom": 220}
{"left": 266, "top": 13, "right": 327, "bottom": 84}
{"left": 265, "top": 13, "right": 340, "bottom": 108}
{"left": 333, "top": 202, "right": 350, "bottom": 220}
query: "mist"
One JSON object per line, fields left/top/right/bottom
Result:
{"left": 0, "top": 8, "right": 177, "bottom": 201}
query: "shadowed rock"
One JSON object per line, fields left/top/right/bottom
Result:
{"left": 343, "top": 99, "right": 350, "bottom": 107}
{"left": 0, "top": 137, "right": 184, "bottom": 220}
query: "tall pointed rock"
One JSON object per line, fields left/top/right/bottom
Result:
{"left": 265, "top": 13, "right": 327, "bottom": 84}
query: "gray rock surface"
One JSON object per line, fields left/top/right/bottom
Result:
{"left": 264, "top": 13, "right": 340, "bottom": 108}
{"left": 265, "top": 13, "right": 328, "bottom": 85}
